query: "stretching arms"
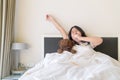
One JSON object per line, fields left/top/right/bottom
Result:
{"left": 46, "top": 15, "right": 103, "bottom": 47}
{"left": 46, "top": 15, "right": 68, "bottom": 39}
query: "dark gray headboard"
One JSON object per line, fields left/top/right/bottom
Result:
{"left": 44, "top": 37, "right": 118, "bottom": 60}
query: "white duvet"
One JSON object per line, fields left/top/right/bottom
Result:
{"left": 19, "top": 45, "right": 120, "bottom": 80}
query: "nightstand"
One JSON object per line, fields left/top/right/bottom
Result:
{"left": 2, "top": 74, "right": 22, "bottom": 80}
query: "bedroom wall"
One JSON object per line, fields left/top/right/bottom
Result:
{"left": 14, "top": 0, "right": 120, "bottom": 67}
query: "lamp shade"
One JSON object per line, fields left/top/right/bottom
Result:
{"left": 12, "top": 43, "right": 28, "bottom": 50}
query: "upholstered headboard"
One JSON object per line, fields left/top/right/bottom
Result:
{"left": 44, "top": 37, "right": 118, "bottom": 60}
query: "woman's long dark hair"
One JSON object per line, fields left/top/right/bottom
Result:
{"left": 68, "top": 25, "right": 87, "bottom": 45}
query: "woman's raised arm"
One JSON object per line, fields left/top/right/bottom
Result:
{"left": 46, "top": 15, "right": 68, "bottom": 39}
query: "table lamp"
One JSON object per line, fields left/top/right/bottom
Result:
{"left": 11, "top": 43, "right": 28, "bottom": 74}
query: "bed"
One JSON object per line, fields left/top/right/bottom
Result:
{"left": 44, "top": 37, "right": 118, "bottom": 60}
{"left": 19, "top": 36, "right": 120, "bottom": 80}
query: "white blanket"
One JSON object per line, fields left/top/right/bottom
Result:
{"left": 19, "top": 45, "right": 120, "bottom": 80}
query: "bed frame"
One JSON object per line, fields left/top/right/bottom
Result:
{"left": 44, "top": 37, "right": 118, "bottom": 60}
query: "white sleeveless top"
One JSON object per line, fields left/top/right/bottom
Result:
{"left": 73, "top": 43, "right": 96, "bottom": 57}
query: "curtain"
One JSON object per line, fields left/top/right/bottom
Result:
{"left": 0, "top": 0, "right": 16, "bottom": 78}
{"left": 0, "top": 0, "right": 2, "bottom": 48}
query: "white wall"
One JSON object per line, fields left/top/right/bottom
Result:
{"left": 14, "top": 0, "right": 120, "bottom": 67}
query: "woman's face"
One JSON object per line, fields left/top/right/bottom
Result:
{"left": 71, "top": 28, "right": 82, "bottom": 42}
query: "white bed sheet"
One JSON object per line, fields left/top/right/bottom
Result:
{"left": 19, "top": 45, "right": 120, "bottom": 80}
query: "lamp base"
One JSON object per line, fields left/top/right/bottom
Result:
{"left": 12, "top": 70, "right": 25, "bottom": 75}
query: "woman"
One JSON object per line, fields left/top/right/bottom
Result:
{"left": 46, "top": 15, "right": 103, "bottom": 48}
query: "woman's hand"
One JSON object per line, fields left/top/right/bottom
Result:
{"left": 74, "top": 34, "right": 82, "bottom": 43}
{"left": 46, "top": 14, "right": 54, "bottom": 22}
